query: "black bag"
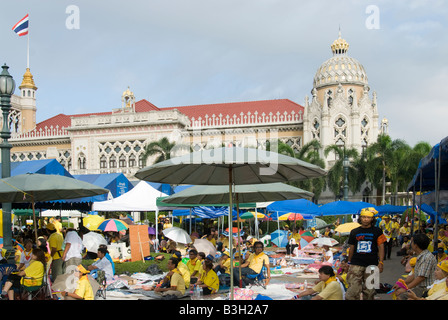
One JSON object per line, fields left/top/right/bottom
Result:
{"left": 145, "top": 264, "right": 163, "bottom": 275}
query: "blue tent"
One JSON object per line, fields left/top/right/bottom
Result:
{"left": 0, "top": 159, "right": 73, "bottom": 177}
{"left": 374, "top": 204, "right": 409, "bottom": 216}
{"left": 408, "top": 136, "right": 448, "bottom": 192}
{"left": 52, "top": 173, "right": 133, "bottom": 204}
{"left": 421, "top": 203, "right": 448, "bottom": 225}
{"left": 319, "top": 200, "right": 374, "bottom": 216}
{"left": 74, "top": 173, "right": 132, "bottom": 199}
{"left": 173, "top": 206, "right": 236, "bottom": 219}
{"left": 266, "top": 199, "right": 320, "bottom": 219}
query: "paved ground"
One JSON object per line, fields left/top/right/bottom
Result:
{"left": 376, "top": 245, "right": 407, "bottom": 300}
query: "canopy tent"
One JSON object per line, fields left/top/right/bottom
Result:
{"left": 74, "top": 173, "right": 132, "bottom": 198}
{"left": 51, "top": 173, "right": 132, "bottom": 206}
{"left": 407, "top": 135, "right": 448, "bottom": 250}
{"left": 92, "top": 181, "right": 168, "bottom": 212}
{"left": 0, "top": 159, "right": 73, "bottom": 177}
{"left": 318, "top": 201, "right": 374, "bottom": 216}
{"left": 173, "top": 206, "right": 236, "bottom": 219}
{"left": 374, "top": 204, "right": 409, "bottom": 216}
{"left": 130, "top": 180, "right": 174, "bottom": 196}
{"left": 266, "top": 199, "right": 320, "bottom": 220}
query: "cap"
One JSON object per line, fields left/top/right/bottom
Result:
{"left": 437, "top": 260, "right": 448, "bottom": 274}
{"left": 46, "top": 223, "right": 55, "bottom": 231}
{"left": 360, "top": 207, "right": 378, "bottom": 217}
{"left": 77, "top": 264, "right": 90, "bottom": 274}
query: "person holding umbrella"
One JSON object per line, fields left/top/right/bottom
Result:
{"left": 346, "top": 207, "right": 386, "bottom": 300}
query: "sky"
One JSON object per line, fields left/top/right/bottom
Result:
{"left": 1, "top": 0, "right": 447, "bottom": 147}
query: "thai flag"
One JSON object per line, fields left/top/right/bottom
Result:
{"left": 12, "top": 14, "right": 29, "bottom": 36}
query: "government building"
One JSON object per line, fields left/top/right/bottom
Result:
{"left": 5, "top": 32, "right": 388, "bottom": 203}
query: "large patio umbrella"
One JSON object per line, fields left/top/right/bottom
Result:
{"left": 135, "top": 146, "right": 326, "bottom": 298}
{"left": 0, "top": 173, "right": 109, "bottom": 242}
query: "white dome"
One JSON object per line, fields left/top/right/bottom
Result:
{"left": 313, "top": 35, "right": 368, "bottom": 89}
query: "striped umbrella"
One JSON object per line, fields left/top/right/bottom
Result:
{"left": 97, "top": 219, "right": 129, "bottom": 232}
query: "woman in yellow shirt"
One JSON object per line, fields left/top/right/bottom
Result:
{"left": 2, "top": 248, "right": 46, "bottom": 300}
{"left": 408, "top": 260, "right": 448, "bottom": 300}
{"left": 293, "top": 265, "right": 344, "bottom": 300}
{"left": 61, "top": 264, "right": 94, "bottom": 300}
{"left": 196, "top": 260, "right": 219, "bottom": 295}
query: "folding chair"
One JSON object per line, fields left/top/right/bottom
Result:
{"left": 245, "top": 263, "right": 268, "bottom": 290}
{"left": 0, "top": 264, "right": 17, "bottom": 288}
{"left": 20, "top": 275, "right": 49, "bottom": 300}
{"left": 93, "top": 270, "right": 107, "bottom": 300}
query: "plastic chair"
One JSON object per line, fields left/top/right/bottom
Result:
{"left": 0, "top": 264, "right": 17, "bottom": 288}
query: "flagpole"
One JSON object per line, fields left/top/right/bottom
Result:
{"left": 27, "top": 16, "right": 30, "bottom": 68}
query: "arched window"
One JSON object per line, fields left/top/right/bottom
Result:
{"left": 109, "top": 155, "right": 116, "bottom": 168}
{"left": 100, "top": 156, "right": 107, "bottom": 169}
{"left": 119, "top": 154, "right": 126, "bottom": 168}
{"left": 78, "top": 153, "right": 86, "bottom": 169}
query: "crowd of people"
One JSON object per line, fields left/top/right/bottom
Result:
{"left": 0, "top": 217, "right": 115, "bottom": 300}
{"left": 1, "top": 208, "right": 447, "bottom": 301}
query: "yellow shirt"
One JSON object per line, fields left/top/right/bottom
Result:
{"left": 187, "top": 257, "right": 201, "bottom": 276}
{"left": 21, "top": 260, "right": 44, "bottom": 287}
{"left": 48, "top": 232, "right": 64, "bottom": 260}
{"left": 177, "top": 261, "right": 191, "bottom": 288}
{"left": 427, "top": 280, "right": 447, "bottom": 299}
{"left": 74, "top": 275, "right": 94, "bottom": 300}
{"left": 288, "top": 232, "right": 301, "bottom": 243}
{"left": 169, "top": 271, "right": 186, "bottom": 295}
{"left": 200, "top": 269, "right": 219, "bottom": 293}
{"left": 247, "top": 252, "right": 269, "bottom": 274}
{"left": 312, "top": 278, "right": 343, "bottom": 300}
{"left": 222, "top": 258, "right": 231, "bottom": 274}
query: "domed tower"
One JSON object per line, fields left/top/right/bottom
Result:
{"left": 18, "top": 68, "right": 37, "bottom": 132}
{"left": 303, "top": 31, "right": 379, "bottom": 165}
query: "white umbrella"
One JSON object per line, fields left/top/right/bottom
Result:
{"left": 310, "top": 237, "right": 339, "bottom": 247}
{"left": 162, "top": 227, "right": 192, "bottom": 244}
{"left": 193, "top": 239, "right": 217, "bottom": 257}
{"left": 83, "top": 232, "right": 108, "bottom": 253}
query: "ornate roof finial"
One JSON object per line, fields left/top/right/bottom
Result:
{"left": 331, "top": 27, "right": 349, "bottom": 56}
{"left": 19, "top": 68, "right": 37, "bottom": 90}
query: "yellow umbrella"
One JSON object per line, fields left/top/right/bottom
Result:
{"left": 335, "top": 222, "right": 360, "bottom": 233}
{"left": 83, "top": 214, "right": 105, "bottom": 231}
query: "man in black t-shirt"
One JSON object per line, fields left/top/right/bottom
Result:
{"left": 346, "top": 207, "right": 386, "bottom": 300}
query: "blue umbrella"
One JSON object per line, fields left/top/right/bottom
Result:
{"left": 270, "top": 229, "right": 288, "bottom": 247}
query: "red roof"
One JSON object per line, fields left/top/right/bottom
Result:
{"left": 34, "top": 98, "right": 303, "bottom": 131}
{"left": 164, "top": 99, "right": 303, "bottom": 120}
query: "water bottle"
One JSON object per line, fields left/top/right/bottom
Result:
{"left": 198, "top": 286, "right": 203, "bottom": 299}
{"left": 192, "top": 284, "right": 198, "bottom": 300}
{"left": 304, "top": 280, "right": 308, "bottom": 289}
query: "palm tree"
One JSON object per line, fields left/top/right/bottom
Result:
{"left": 141, "top": 137, "right": 176, "bottom": 166}
{"left": 324, "top": 144, "right": 361, "bottom": 200}
{"left": 266, "top": 139, "right": 326, "bottom": 201}
{"left": 294, "top": 140, "right": 326, "bottom": 201}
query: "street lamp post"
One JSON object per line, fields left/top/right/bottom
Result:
{"left": 343, "top": 155, "right": 349, "bottom": 201}
{"left": 0, "top": 64, "right": 16, "bottom": 264}
{"left": 343, "top": 154, "right": 350, "bottom": 223}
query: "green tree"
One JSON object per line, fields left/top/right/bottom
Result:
{"left": 266, "top": 139, "right": 326, "bottom": 201}
{"left": 324, "top": 144, "right": 361, "bottom": 200}
{"left": 141, "top": 137, "right": 176, "bottom": 166}
{"left": 294, "top": 140, "right": 326, "bottom": 201}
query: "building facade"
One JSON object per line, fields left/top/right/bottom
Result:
{"left": 5, "top": 32, "right": 385, "bottom": 202}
